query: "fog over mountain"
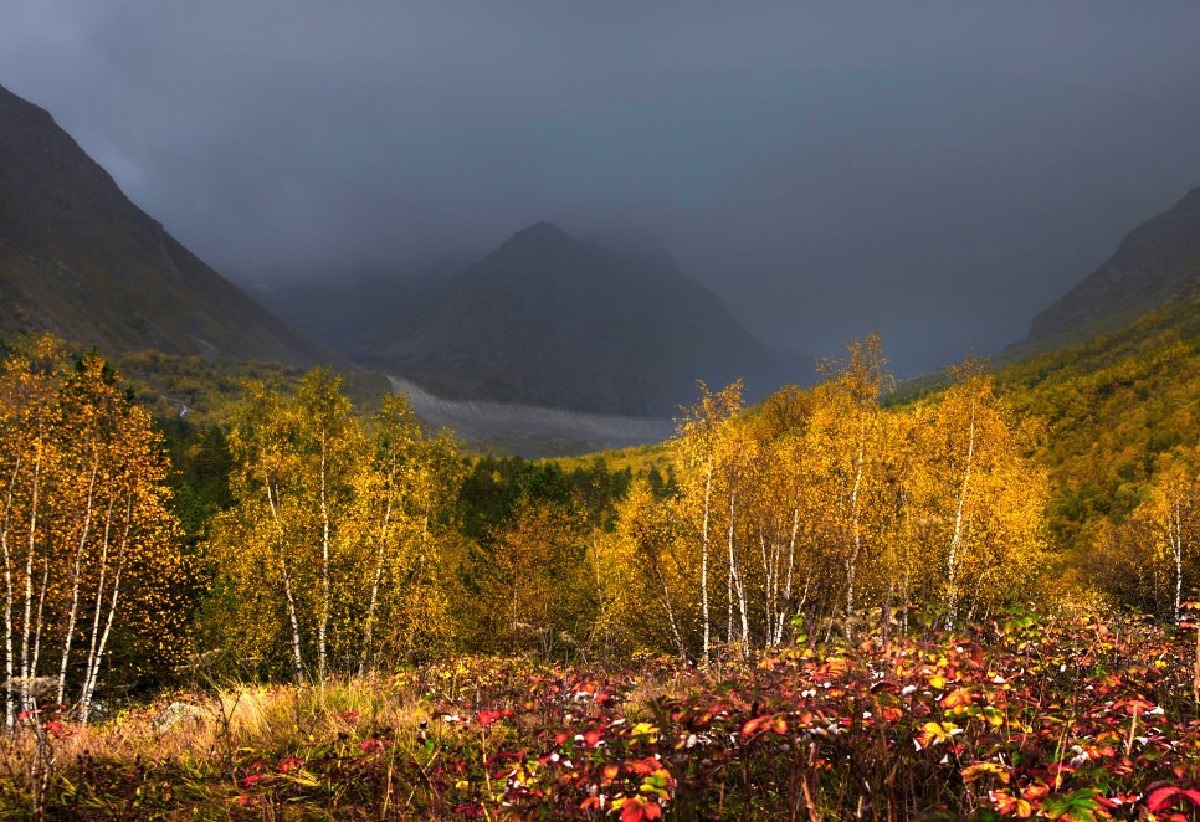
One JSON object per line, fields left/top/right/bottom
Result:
{"left": 3, "top": 3, "right": 1200, "bottom": 376}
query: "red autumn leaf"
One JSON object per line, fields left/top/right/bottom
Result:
{"left": 621, "top": 799, "right": 647, "bottom": 822}
{"left": 741, "top": 716, "right": 769, "bottom": 737}
{"left": 1120, "top": 698, "right": 1154, "bottom": 716}
{"left": 1147, "top": 786, "right": 1182, "bottom": 813}
{"left": 626, "top": 757, "right": 660, "bottom": 776}
{"left": 584, "top": 729, "right": 603, "bottom": 747}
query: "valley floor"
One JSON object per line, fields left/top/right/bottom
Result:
{"left": 389, "top": 377, "right": 673, "bottom": 457}
{"left": 2, "top": 612, "right": 1198, "bottom": 819}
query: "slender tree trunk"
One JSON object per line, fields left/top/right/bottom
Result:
{"left": 317, "top": 439, "right": 330, "bottom": 684}
{"left": 58, "top": 461, "right": 99, "bottom": 705}
{"left": 701, "top": 458, "right": 712, "bottom": 665}
{"left": 736, "top": 564, "right": 750, "bottom": 653}
{"left": 777, "top": 507, "right": 800, "bottom": 645}
{"left": 29, "top": 559, "right": 48, "bottom": 694}
{"left": 81, "top": 508, "right": 131, "bottom": 723}
{"left": 760, "top": 530, "right": 772, "bottom": 647}
{"left": 726, "top": 516, "right": 734, "bottom": 646}
{"left": 946, "top": 402, "right": 976, "bottom": 631}
{"left": 845, "top": 434, "right": 865, "bottom": 634}
{"left": 81, "top": 500, "right": 116, "bottom": 717}
{"left": 360, "top": 491, "right": 393, "bottom": 676}
{"left": 1174, "top": 502, "right": 1184, "bottom": 626}
{"left": 653, "top": 561, "right": 688, "bottom": 662}
{"left": 728, "top": 489, "right": 749, "bottom": 654}
{"left": 759, "top": 529, "right": 770, "bottom": 647}
{"left": 267, "top": 481, "right": 305, "bottom": 684}
{"left": 1, "top": 451, "right": 23, "bottom": 730}
{"left": 20, "top": 441, "right": 42, "bottom": 714}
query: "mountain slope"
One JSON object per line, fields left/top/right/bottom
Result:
{"left": 1027, "top": 187, "right": 1200, "bottom": 345}
{"left": 353, "top": 222, "right": 782, "bottom": 416}
{"left": 0, "top": 83, "right": 329, "bottom": 365}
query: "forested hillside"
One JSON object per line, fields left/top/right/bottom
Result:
{"left": 0, "top": 331, "right": 1053, "bottom": 682}
{"left": 996, "top": 289, "right": 1200, "bottom": 614}
{"left": 6, "top": 324, "right": 1200, "bottom": 816}
{"left": 1027, "top": 186, "right": 1200, "bottom": 345}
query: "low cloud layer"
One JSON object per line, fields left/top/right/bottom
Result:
{"left": 4, "top": 2, "right": 1200, "bottom": 375}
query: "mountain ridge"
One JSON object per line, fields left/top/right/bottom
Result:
{"left": 348, "top": 221, "right": 789, "bottom": 416}
{"left": 1026, "top": 186, "right": 1200, "bottom": 346}
{"left": 0, "top": 83, "right": 333, "bottom": 366}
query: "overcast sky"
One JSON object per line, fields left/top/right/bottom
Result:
{"left": 3, "top": 2, "right": 1200, "bottom": 376}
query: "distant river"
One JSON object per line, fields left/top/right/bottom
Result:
{"left": 387, "top": 377, "right": 673, "bottom": 458}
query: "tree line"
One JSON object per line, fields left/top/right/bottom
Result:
{"left": 10, "top": 329, "right": 1199, "bottom": 714}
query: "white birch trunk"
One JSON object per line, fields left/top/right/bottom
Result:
{"left": 81, "top": 501, "right": 117, "bottom": 717}
{"left": 317, "top": 441, "right": 330, "bottom": 685}
{"left": 760, "top": 531, "right": 773, "bottom": 648}
{"left": 654, "top": 561, "right": 688, "bottom": 662}
{"left": 728, "top": 489, "right": 749, "bottom": 654}
{"left": 1, "top": 451, "right": 22, "bottom": 729}
{"left": 20, "top": 442, "right": 42, "bottom": 714}
{"left": 700, "top": 458, "right": 712, "bottom": 665}
{"left": 1174, "top": 502, "right": 1184, "bottom": 625}
{"left": 58, "top": 461, "right": 99, "bottom": 705}
{"left": 29, "top": 560, "right": 48, "bottom": 693}
{"left": 81, "top": 507, "right": 131, "bottom": 723}
{"left": 776, "top": 506, "right": 800, "bottom": 645}
{"left": 845, "top": 433, "right": 865, "bottom": 632}
{"left": 360, "top": 490, "right": 393, "bottom": 676}
{"left": 266, "top": 481, "right": 305, "bottom": 685}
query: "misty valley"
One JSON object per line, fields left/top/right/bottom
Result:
{"left": 4, "top": 6, "right": 1200, "bottom": 820}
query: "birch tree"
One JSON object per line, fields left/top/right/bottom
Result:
{"left": 674, "top": 380, "right": 742, "bottom": 665}
{"left": 0, "top": 338, "right": 180, "bottom": 723}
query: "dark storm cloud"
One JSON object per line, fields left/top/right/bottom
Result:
{"left": 4, "top": 1, "right": 1200, "bottom": 375}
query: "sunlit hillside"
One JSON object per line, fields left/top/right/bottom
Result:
{"left": 6, "top": 3, "right": 1200, "bottom": 817}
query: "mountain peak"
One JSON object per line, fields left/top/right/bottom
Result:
{"left": 352, "top": 224, "right": 781, "bottom": 416}
{"left": 498, "top": 221, "right": 576, "bottom": 251}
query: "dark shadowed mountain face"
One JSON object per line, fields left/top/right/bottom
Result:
{"left": 1027, "top": 187, "right": 1200, "bottom": 346}
{"left": 266, "top": 222, "right": 791, "bottom": 416}
{"left": 0, "top": 84, "right": 331, "bottom": 365}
